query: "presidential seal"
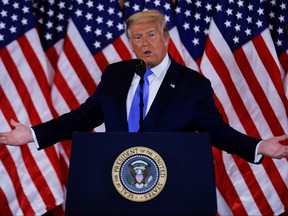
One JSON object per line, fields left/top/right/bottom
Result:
{"left": 112, "top": 146, "right": 167, "bottom": 202}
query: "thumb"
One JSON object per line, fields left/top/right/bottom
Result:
{"left": 10, "top": 119, "right": 18, "bottom": 127}
{"left": 276, "top": 134, "right": 288, "bottom": 142}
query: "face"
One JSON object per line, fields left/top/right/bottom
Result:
{"left": 128, "top": 22, "right": 169, "bottom": 68}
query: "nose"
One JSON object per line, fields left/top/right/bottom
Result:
{"left": 141, "top": 35, "right": 149, "bottom": 46}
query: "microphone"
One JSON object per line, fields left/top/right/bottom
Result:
{"left": 135, "top": 59, "right": 146, "bottom": 77}
{"left": 135, "top": 59, "right": 146, "bottom": 132}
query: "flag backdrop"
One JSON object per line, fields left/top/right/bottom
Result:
{"left": 0, "top": 0, "right": 287, "bottom": 215}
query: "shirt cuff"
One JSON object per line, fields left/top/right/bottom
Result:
{"left": 30, "top": 127, "right": 40, "bottom": 149}
{"left": 254, "top": 140, "right": 263, "bottom": 163}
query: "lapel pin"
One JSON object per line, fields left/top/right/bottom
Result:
{"left": 170, "top": 83, "right": 175, "bottom": 88}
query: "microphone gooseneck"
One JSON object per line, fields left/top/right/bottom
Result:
{"left": 135, "top": 59, "right": 146, "bottom": 132}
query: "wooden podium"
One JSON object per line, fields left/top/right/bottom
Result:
{"left": 65, "top": 132, "right": 217, "bottom": 215}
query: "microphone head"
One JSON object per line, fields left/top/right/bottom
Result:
{"left": 135, "top": 59, "right": 146, "bottom": 77}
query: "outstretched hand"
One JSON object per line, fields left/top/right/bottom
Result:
{"left": 0, "top": 119, "right": 33, "bottom": 146}
{"left": 258, "top": 134, "right": 288, "bottom": 159}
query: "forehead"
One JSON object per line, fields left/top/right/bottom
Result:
{"left": 129, "top": 22, "right": 161, "bottom": 34}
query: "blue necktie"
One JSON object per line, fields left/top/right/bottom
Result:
{"left": 128, "top": 68, "right": 153, "bottom": 132}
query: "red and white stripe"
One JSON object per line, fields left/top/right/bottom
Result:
{"left": 0, "top": 28, "right": 65, "bottom": 215}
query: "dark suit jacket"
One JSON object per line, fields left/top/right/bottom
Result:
{"left": 33, "top": 58, "right": 261, "bottom": 163}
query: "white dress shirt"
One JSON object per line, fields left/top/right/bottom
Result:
{"left": 126, "top": 54, "right": 171, "bottom": 118}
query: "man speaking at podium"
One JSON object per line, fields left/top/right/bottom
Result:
{"left": 0, "top": 10, "right": 287, "bottom": 163}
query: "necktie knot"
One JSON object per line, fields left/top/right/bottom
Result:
{"left": 144, "top": 68, "right": 153, "bottom": 78}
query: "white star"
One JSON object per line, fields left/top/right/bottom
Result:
{"left": 106, "top": 20, "right": 113, "bottom": 28}
{"left": 85, "top": 13, "right": 93, "bottom": 20}
{"left": 1, "top": 10, "right": 8, "bottom": 17}
{"left": 11, "top": 14, "right": 18, "bottom": 21}
{"left": 9, "top": 26, "right": 17, "bottom": 33}
{"left": 246, "top": 16, "right": 252, "bottom": 23}
{"left": 154, "top": 0, "right": 160, "bottom": 7}
{"left": 75, "top": 9, "right": 82, "bottom": 17}
{"left": 165, "top": 15, "right": 170, "bottom": 23}
{"left": 47, "top": 9, "right": 54, "bottom": 17}
{"left": 204, "top": 16, "right": 211, "bottom": 23}
{"left": 195, "top": 0, "right": 201, "bottom": 7}
{"left": 215, "top": 4, "right": 222, "bottom": 12}
{"left": 117, "top": 23, "right": 124, "bottom": 31}
{"left": 278, "top": 15, "right": 285, "bottom": 23}
{"left": 94, "top": 41, "right": 101, "bottom": 48}
{"left": 224, "top": 20, "right": 231, "bottom": 27}
{"left": 256, "top": 20, "right": 263, "bottom": 28}
{"left": 0, "top": 22, "right": 5, "bottom": 29}
{"left": 87, "top": 0, "right": 94, "bottom": 8}
{"left": 257, "top": 8, "right": 264, "bottom": 16}
{"left": 237, "top": 0, "right": 244, "bottom": 7}
{"left": 233, "top": 36, "right": 239, "bottom": 44}
{"left": 175, "top": 7, "right": 181, "bottom": 14}
{"left": 45, "top": 33, "right": 52, "bottom": 40}
{"left": 234, "top": 24, "right": 241, "bottom": 31}
{"left": 106, "top": 32, "right": 113, "bottom": 40}
{"left": 245, "top": 28, "right": 251, "bottom": 36}
{"left": 2, "top": 0, "right": 9, "bottom": 5}
{"left": 164, "top": 3, "right": 170, "bottom": 10}
{"left": 94, "top": 28, "right": 102, "bottom": 36}
{"left": 269, "top": 11, "right": 275, "bottom": 19}
{"left": 226, "top": 8, "right": 233, "bottom": 16}
{"left": 276, "top": 39, "right": 282, "bottom": 47}
{"left": 184, "top": 10, "right": 191, "bottom": 17}
{"left": 183, "top": 22, "right": 190, "bottom": 30}
{"left": 133, "top": 4, "right": 140, "bottom": 11}
{"left": 107, "top": 7, "right": 115, "bottom": 15}
{"left": 46, "top": 21, "right": 53, "bottom": 29}
{"left": 58, "top": 13, "right": 64, "bottom": 20}
{"left": 58, "top": 1, "right": 65, "bottom": 9}
{"left": 56, "top": 25, "right": 63, "bottom": 32}
{"left": 192, "top": 38, "right": 199, "bottom": 45}
{"left": 280, "top": 2, "right": 286, "bottom": 10}
{"left": 205, "top": 3, "right": 212, "bottom": 11}
{"left": 193, "top": 25, "right": 200, "bottom": 33}
{"left": 84, "top": 25, "right": 91, "bottom": 33}
{"left": 236, "top": 12, "right": 242, "bottom": 20}
{"left": 248, "top": 4, "right": 253, "bottom": 11}
{"left": 96, "top": 16, "right": 103, "bottom": 24}
{"left": 22, "top": 6, "right": 29, "bottom": 13}
{"left": 277, "top": 27, "right": 283, "bottom": 35}
{"left": 97, "top": 4, "right": 104, "bottom": 11}
{"left": 13, "top": 2, "right": 19, "bottom": 9}
{"left": 194, "top": 13, "right": 201, "bottom": 20}
{"left": 0, "top": 34, "right": 4, "bottom": 41}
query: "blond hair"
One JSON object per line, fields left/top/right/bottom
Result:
{"left": 125, "top": 10, "right": 169, "bottom": 38}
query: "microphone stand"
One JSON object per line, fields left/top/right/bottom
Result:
{"left": 135, "top": 59, "right": 146, "bottom": 132}
{"left": 139, "top": 75, "right": 144, "bottom": 132}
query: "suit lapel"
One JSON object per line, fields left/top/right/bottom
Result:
{"left": 115, "top": 63, "right": 136, "bottom": 131}
{"left": 143, "top": 60, "right": 180, "bottom": 130}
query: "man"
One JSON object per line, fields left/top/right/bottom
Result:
{"left": 0, "top": 10, "right": 287, "bottom": 163}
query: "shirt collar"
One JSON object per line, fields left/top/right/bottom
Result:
{"left": 149, "top": 54, "right": 171, "bottom": 78}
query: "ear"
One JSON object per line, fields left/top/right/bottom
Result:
{"left": 164, "top": 35, "right": 170, "bottom": 47}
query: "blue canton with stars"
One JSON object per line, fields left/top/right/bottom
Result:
{"left": 72, "top": 0, "right": 125, "bottom": 55}
{"left": 0, "top": 0, "right": 35, "bottom": 49}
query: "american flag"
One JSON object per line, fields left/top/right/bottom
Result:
{"left": 0, "top": 0, "right": 65, "bottom": 215}
{"left": 196, "top": 0, "right": 288, "bottom": 214}
{"left": 0, "top": 0, "right": 288, "bottom": 215}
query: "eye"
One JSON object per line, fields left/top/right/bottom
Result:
{"left": 133, "top": 35, "right": 142, "bottom": 41}
{"left": 148, "top": 32, "right": 156, "bottom": 38}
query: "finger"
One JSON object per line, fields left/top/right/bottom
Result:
{"left": 276, "top": 134, "right": 288, "bottom": 142}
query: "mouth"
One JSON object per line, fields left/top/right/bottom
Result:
{"left": 143, "top": 50, "right": 152, "bottom": 56}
